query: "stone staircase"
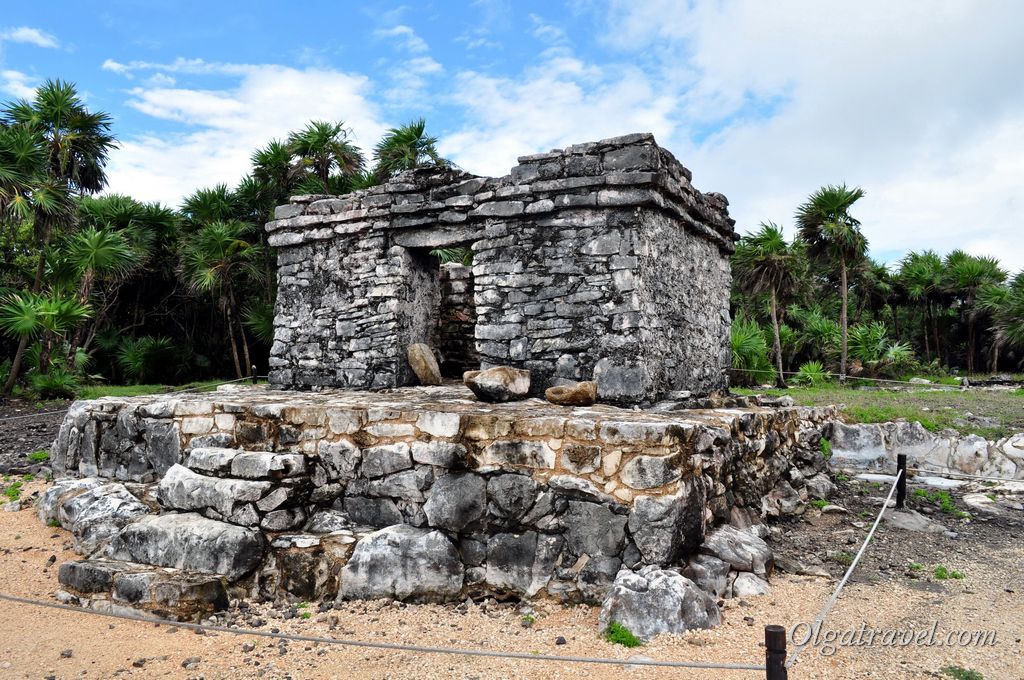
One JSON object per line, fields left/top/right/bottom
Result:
{"left": 47, "top": 447, "right": 358, "bottom": 620}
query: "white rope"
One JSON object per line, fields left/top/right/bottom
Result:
{"left": 731, "top": 367, "right": 964, "bottom": 389}
{"left": 0, "top": 592, "right": 766, "bottom": 671}
{"left": 785, "top": 469, "right": 903, "bottom": 668}
{"left": 907, "top": 466, "right": 1020, "bottom": 484}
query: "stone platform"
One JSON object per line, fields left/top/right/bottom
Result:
{"left": 44, "top": 384, "right": 837, "bottom": 617}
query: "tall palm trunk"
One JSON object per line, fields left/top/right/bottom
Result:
{"left": 66, "top": 269, "right": 96, "bottom": 368}
{"left": 1, "top": 336, "right": 30, "bottom": 395}
{"left": 769, "top": 289, "right": 786, "bottom": 388}
{"left": 966, "top": 315, "right": 976, "bottom": 375}
{"left": 229, "top": 287, "right": 252, "bottom": 377}
{"left": 929, "top": 300, "right": 941, "bottom": 365}
{"left": 224, "top": 296, "right": 243, "bottom": 379}
{"left": 839, "top": 258, "right": 849, "bottom": 382}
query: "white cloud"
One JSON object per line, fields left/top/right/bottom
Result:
{"left": 529, "top": 14, "right": 568, "bottom": 45}
{"left": 0, "top": 26, "right": 59, "bottom": 49}
{"left": 103, "top": 62, "right": 387, "bottom": 207}
{"left": 595, "top": 0, "right": 1024, "bottom": 269}
{"left": 441, "top": 54, "right": 677, "bottom": 177}
{"left": 384, "top": 56, "right": 443, "bottom": 108}
{"left": 0, "top": 69, "right": 36, "bottom": 98}
{"left": 375, "top": 25, "right": 429, "bottom": 53}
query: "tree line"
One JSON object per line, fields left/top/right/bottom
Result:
{"left": 731, "top": 186, "right": 1024, "bottom": 386}
{"left": 0, "top": 79, "right": 448, "bottom": 398}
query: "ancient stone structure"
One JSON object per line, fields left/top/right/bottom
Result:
{"left": 265, "top": 133, "right": 736, "bottom": 404}
{"left": 44, "top": 385, "right": 836, "bottom": 619}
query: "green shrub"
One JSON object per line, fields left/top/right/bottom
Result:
{"left": 819, "top": 438, "right": 833, "bottom": 459}
{"left": 27, "top": 450, "right": 50, "bottom": 463}
{"left": 729, "top": 316, "right": 775, "bottom": 386}
{"left": 810, "top": 499, "right": 828, "bottom": 509}
{"left": 29, "top": 368, "right": 79, "bottom": 400}
{"left": 792, "top": 360, "right": 830, "bottom": 387}
{"left": 942, "top": 665, "right": 983, "bottom": 680}
{"left": 933, "top": 565, "right": 963, "bottom": 580}
{"left": 604, "top": 621, "right": 643, "bottom": 647}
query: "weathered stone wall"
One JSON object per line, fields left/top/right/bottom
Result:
{"left": 265, "top": 133, "right": 736, "bottom": 403}
{"left": 49, "top": 386, "right": 836, "bottom": 603}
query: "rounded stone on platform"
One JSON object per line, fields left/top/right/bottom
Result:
{"left": 544, "top": 381, "right": 598, "bottom": 406}
{"left": 463, "top": 366, "right": 531, "bottom": 402}
{"left": 407, "top": 343, "right": 442, "bottom": 386}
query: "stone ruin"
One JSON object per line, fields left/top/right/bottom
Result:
{"left": 37, "top": 134, "right": 838, "bottom": 637}
{"left": 266, "top": 132, "right": 735, "bottom": 404}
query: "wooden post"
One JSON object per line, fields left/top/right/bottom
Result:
{"left": 765, "top": 624, "right": 788, "bottom": 680}
{"left": 896, "top": 453, "right": 907, "bottom": 509}
{"left": 251, "top": 365, "right": 258, "bottom": 385}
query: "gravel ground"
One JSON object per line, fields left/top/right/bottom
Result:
{"left": 0, "top": 479, "right": 1020, "bottom": 679}
{"left": 0, "top": 399, "right": 68, "bottom": 474}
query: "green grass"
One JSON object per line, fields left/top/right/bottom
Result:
{"left": 76, "top": 379, "right": 256, "bottom": 400}
{"left": 604, "top": 621, "right": 643, "bottom": 648}
{"left": 934, "top": 565, "right": 965, "bottom": 581}
{"left": 735, "top": 385, "right": 1024, "bottom": 439}
{"left": 27, "top": 451, "right": 50, "bottom": 463}
{"left": 942, "top": 666, "right": 984, "bottom": 680}
{"left": 3, "top": 480, "right": 23, "bottom": 502}
{"left": 819, "top": 438, "right": 832, "bottom": 459}
{"left": 908, "top": 562, "right": 923, "bottom": 571}
{"left": 810, "top": 499, "right": 828, "bottom": 509}
{"left": 913, "top": 489, "right": 971, "bottom": 519}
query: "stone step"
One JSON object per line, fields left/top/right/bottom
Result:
{"left": 157, "top": 463, "right": 307, "bottom": 529}
{"left": 107, "top": 512, "right": 264, "bottom": 581}
{"left": 184, "top": 447, "right": 307, "bottom": 480}
{"left": 58, "top": 558, "right": 228, "bottom": 621}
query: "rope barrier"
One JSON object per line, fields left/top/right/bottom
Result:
{"left": 0, "top": 591, "right": 766, "bottom": 671}
{"left": 906, "top": 466, "right": 1021, "bottom": 484}
{"left": 785, "top": 469, "right": 903, "bottom": 669}
{"left": 730, "top": 367, "right": 964, "bottom": 389}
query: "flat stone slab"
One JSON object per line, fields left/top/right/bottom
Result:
{"left": 59, "top": 558, "right": 228, "bottom": 620}
{"left": 107, "top": 512, "right": 264, "bottom": 581}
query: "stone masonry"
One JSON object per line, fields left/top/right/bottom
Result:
{"left": 265, "top": 133, "right": 736, "bottom": 404}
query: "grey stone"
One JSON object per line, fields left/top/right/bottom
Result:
{"left": 620, "top": 454, "right": 682, "bottom": 489}
{"left": 683, "top": 554, "right": 731, "bottom": 598}
{"left": 486, "top": 474, "right": 539, "bottom": 523}
{"left": 56, "top": 483, "right": 151, "bottom": 555}
{"left": 599, "top": 565, "right": 720, "bottom": 641}
{"left": 410, "top": 441, "right": 466, "bottom": 467}
{"left": 343, "top": 496, "right": 403, "bottom": 527}
{"left": 306, "top": 509, "right": 353, "bottom": 533}
{"left": 561, "top": 501, "right": 626, "bottom": 557}
{"left": 700, "top": 525, "right": 773, "bottom": 576}
{"left": 229, "top": 452, "right": 306, "bottom": 479}
{"left": 463, "top": 366, "right": 531, "bottom": 403}
{"left": 107, "top": 513, "right": 264, "bottom": 581}
{"left": 157, "top": 464, "right": 272, "bottom": 518}
{"left": 484, "top": 532, "right": 563, "bottom": 597}
{"left": 423, "top": 472, "right": 486, "bottom": 532}
{"left": 341, "top": 525, "right": 463, "bottom": 602}
{"left": 261, "top": 507, "right": 307, "bottom": 531}
{"left": 628, "top": 482, "right": 705, "bottom": 564}
{"left": 731, "top": 572, "right": 771, "bottom": 598}
{"left": 882, "top": 509, "right": 946, "bottom": 533}
{"left": 361, "top": 444, "right": 412, "bottom": 478}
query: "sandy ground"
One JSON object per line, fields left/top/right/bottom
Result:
{"left": 0, "top": 480, "right": 1021, "bottom": 680}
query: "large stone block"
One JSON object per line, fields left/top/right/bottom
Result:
{"left": 340, "top": 525, "right": 463, "bottom": 602}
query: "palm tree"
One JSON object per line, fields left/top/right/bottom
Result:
{"left": 0, "top": 123, "right": 46, "bottom": 222}
{"left": 179, "top": 220, "right": 263, "bottom": 378}
{"left": 62, "top": 226, "right": 142, "bottom": 366}
{"left": 0, "top": 291, "right": 91, "bottom": 390}
{"left": 976, "top": 272, "right": 1024, "bottom": 372}
{"left": 795, "top": 184, "right": 867, "bottom": 380}
{"left": 943, "top": 250, "right": 1006, "bottom": 374}
{"left": 2, "top": 79, "right": 116, "bottom": 291}
{"left": 732, "top": 222, "right": 805, "bottom": 387}
{"left": 181, "top": 185, "right": 240, "bottom": 231}
{"left": 373, "top": 118, "right": 448, "bottom": 178}
{"left": 899, "top": 250, "right": 945, "bottom": 362}
{"left": 286, "top": 120, "right": 364, "bottom": 190}
{"left": 251, "top": 140, "right": 303, "bottom": 203}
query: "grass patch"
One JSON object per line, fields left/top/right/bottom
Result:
{"left": 934, "top": 565, "right": 965, "bottom": 580}
{"left": 27, "top": 450, "right": 50, "bottom": 463}
{"left": 47, "top": 518, "right": 60, "bottom": 528}
{"left": 3, "top": 480, "right": 23, "bottom": 502}
{"left": 908, "top": 562, "right": 923, "bottom": 571}
{"left": 942, "top": 666, "right": 984, "bottom": 680}
{"left": 819, "top": 438, "right": 832, "bottom": 459}
{"left": 604, "top": 621, "right": 643, "bottom": 648}
{"left": 76, "top": 379, "right": 241, "bottom": 400}
{"left": 735, "top": 385, "right": 1024, "bottom": 438}
{"left": 833, "top": 551, "right": 854, "bottom": 566}
{"left": 810, "top": 499, "right": 828, "bottom": 509}
{"left": 912, "top": 489, "right": 971, "bottom": 519}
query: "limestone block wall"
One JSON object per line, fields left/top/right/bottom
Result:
{"left": 50, "top": 387, "right": 837, "bottom": 601}
{"left": 264, "top": 133, "right": 736, "bottom": 404}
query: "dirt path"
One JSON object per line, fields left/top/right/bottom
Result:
{"left": 0, "top": 480, "right": 1020, "bottom": 679}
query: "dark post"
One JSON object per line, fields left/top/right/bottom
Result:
{"left": 251, "top": 365, "right": 258, "bottom": 385}
{"left": 896, "top": 453, "right": 907, "bottom": 509}
{"left": 765, "top": 624, "right": 788, "bottom": 680}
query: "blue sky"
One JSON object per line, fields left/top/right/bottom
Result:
{"left": 3, "top": 1, "right": 1024, "bottom": 269}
